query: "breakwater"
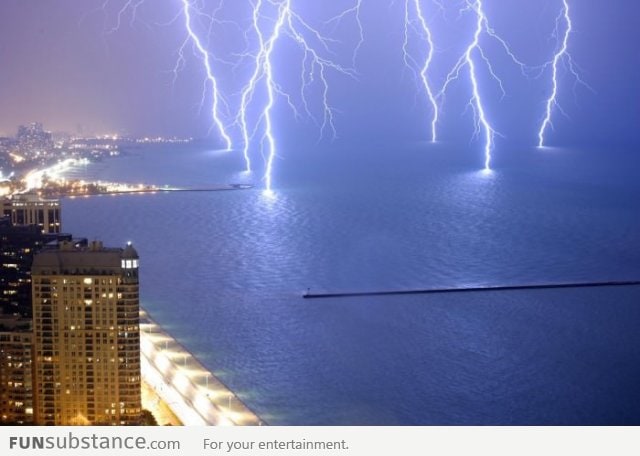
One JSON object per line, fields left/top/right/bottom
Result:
{"left": 303, "top": 280, "right": 640, "bottom": 299}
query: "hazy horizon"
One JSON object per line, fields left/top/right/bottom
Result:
{"left": 1, "top": 0, "right": 638, "bottom": 150}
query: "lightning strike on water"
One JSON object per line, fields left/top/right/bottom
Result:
{"left": 439, "top": 0, "right": 529, "bottom": 170}
{"left": 402, "top": 0, "right": 439, "bottom": 143}
{"left": 238, "top": 0, "right": 288, "bottom": 194}
{"left": 237, "top": 0, "right": 360, "bottom": 195}
{"left": 537, "top": 0, "right": 590, "bottom": 148}
{"left": 100, "top": 1, "right": 591, "bottom": 187}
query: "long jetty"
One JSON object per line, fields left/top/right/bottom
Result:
{"left": 303, "top": 280, "right": 640, "bottom": 299}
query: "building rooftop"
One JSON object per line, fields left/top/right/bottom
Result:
{"left": 123, "top": 242, "right": 138, "bottom": 259}
{"left": 32, "top": 240, "right": 138, "bottom": 275}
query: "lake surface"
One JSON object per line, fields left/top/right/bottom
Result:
{"left": 62, "top": 141, "right": 640, "bottom": 424}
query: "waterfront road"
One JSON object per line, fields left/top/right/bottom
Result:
{"left": 140, "top": 310, "right": 264, "bottom": 426}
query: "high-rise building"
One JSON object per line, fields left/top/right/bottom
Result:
{"left": 16, "top": 123, "right": 53, "bottom": 157}
{"left": 2, "top": 194, "right": 61, "bottom": 234}
{"left": 0, "top": 314, "right": 34, "bottom": 424}
{"left": 0, "top": 207, "right": 72, "bottom": 425}
{"left": 0, "top": 216, "right": 73, "bottom": 317}
{"left": 31, "top": 240, "right": 141, "bottom": 425}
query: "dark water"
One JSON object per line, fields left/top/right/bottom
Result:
{"left": 62, "top": 142, "right": 640, "bottom": 424}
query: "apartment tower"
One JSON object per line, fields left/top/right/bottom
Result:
{"left": 0, "top": 314, "right": 34, "bottom": 424}
{"left": 31, "top": 240, "right": 140, "bottom": 425}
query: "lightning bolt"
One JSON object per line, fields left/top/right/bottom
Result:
{"left": 439, "top": 0, "right": 528, "bottom": 170}
{"left": 104, "top": 0, "right": 146, "bottom": 34}
{"left": 180, "top": 0, "right": 233, "bottom": 150}
{"left": 101, "top": 0, "right": 233, "bottom": 150}
{"left": 326, "top": 0, "right": 364, "bottom": 68}
{"left": 402, "top": 0, "right": 439, "bottom": 143}
{"left": 537, "top": 0, "right": 590, "bottom": 148}
{"left": 237, "top": 0, "right": 287, "bottom": 193}
{"left": 237, "top": 0, "right": 360, "bottom": 196}
{"left": 102, "top": 1, "right": 578, "bottom": 178}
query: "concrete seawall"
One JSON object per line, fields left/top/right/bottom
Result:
{"left": 139, "top": 309, "right": 264, "bottom": 426}
{"left": 303, "top": 280, "right": 640, "bottom": 299}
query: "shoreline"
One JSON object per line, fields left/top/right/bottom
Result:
{"left": 139, "top": 309, "right": 264, "bottom": 426}
{"left": 51, "top": 184, "right": 254, "bottom": 199}
{"left": 49, "top": 157, "right": 261, "bottom": 425}
{"left": 141, "top": 381, "right": 182, "bottom": 426}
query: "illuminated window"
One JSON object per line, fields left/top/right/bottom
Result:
{"left": 83, "top": 278, "right": 92, "bottom": 285}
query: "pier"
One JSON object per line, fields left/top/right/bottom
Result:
{"left": 303, "top": 280, "right": 640, "bottom": 299}
{"left": 139, "top": 309, "right": 264, "bottom": 426}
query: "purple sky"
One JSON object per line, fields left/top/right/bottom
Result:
{"left": 0, "top": 1, "right": 638, "bottom": 148}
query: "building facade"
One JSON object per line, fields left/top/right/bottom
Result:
{"left": 31, "top": 241, "right": 141, "bottom": 425}
{"left": 0, "top": 216, "right": 73, "bottom": 317}
{"left": 2, "top": 194, "right": 61, "bottom": 234}
{"left": 0, "top": 315, "right": 34, "bottom": 424}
